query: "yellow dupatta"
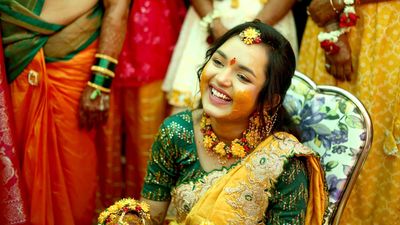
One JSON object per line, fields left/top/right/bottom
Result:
{"left": 184, "top": 132, "right": 327, "bottom": 225}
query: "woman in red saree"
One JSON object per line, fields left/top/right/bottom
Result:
{"left": 0, "top": 29, "right": 29, "bottom": 225}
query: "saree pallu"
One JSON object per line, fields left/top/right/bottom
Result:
{"left": 171, "top": 133, "right": 327, "bottom": 224}
{"left": 0, "top": 32, "right": 29, "bottom": 225}
{"left": 10, "top": 42, "right": 98, "bottom": 225}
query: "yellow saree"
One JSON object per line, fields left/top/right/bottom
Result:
{"left": 172, "top": 132, "right": 327, "bottom": 224}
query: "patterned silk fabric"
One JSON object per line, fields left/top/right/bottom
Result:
{"left": 0, "top": 31, "right": 28, "bottom": 225}
{"left": 142, "top": 111, "right": 311, "bottom": 224}
{"left": 298, "top": 2, "right": 400, "bottom": 224}
{"left": 114, "top": 0, "right": 186, "bottom": 87}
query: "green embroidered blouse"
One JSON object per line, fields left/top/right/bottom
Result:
{"left": 142, "top": 111, "right": 309, "bottom": 224}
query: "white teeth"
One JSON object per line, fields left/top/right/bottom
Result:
{"left": 211, "top": 88, "right": 231, "bottom": 101}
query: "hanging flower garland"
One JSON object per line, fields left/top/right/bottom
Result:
{"left": 318, "top": 0, "right": 358, "bottom": 55}
{"left": 339, "top": 0, "right": 359, "bottom": 27}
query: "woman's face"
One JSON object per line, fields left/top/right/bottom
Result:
{"left": 200, "top": 36, "right": 268, "bottom": 121}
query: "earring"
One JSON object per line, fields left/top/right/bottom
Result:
{"left": 247, "top": 112, "right": 264, "bottom": 148}
{"left": 263, "top": 105, "right": 280, "bottom": 137}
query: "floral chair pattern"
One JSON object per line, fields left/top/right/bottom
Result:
{"left": 283, "top": 71, "right": 373, "bottom": 225}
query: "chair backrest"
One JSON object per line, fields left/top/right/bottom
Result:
{"left": 283, "top": 71, "right": 373, "bottom": 225}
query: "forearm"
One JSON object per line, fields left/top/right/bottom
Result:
{"left": 98, "top": 0, "right": 130, "bottom": 59}
{"left": 140, "top": 197, "right": 170, "bottom": 225}
{"left": 324, "top": 19, "right": 340, "bottom": 32}
{"left": 191, "top": 0, "right": 213, "bottom": 18}
{"left": 256, "top": 0, "right": 296, "bottom": 25}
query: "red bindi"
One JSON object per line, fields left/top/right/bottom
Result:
{"left": 230, "top": 57, "right": 236, "bottom": 66}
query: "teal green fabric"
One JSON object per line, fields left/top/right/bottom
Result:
{"left": 142, "top": 110, "right": 309, "bottom": 224}
{"left": 0, "top": 0, "right": 101, "bottom": 82}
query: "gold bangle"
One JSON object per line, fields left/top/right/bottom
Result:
{"left": 95, "top": 53, "right": 118, "bottom": 64}
{"left": 91, "top": 65, "right": 115, "bottom": 78}
{"left": 87, "top": 81, "right": 111, "bottom": 93}
{"left": 330, "top": 0, "right": 340, "bottom": 14}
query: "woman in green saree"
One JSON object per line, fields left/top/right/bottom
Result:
{"left": 139, "top": 20, "right": 327, "bottom": 225}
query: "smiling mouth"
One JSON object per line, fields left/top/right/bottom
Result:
{"left": 211, "top": 87, "right": 232, "bottom": 102}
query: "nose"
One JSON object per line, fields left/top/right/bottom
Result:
{"left": 215, "top": 68, "right": 232, "bottom": 87}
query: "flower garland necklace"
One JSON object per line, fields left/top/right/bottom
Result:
{"left": 200, "top": 113, "right": 261, "bottom": 164}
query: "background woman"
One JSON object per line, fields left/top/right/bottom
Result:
{"left": 298, "top": 0, "right": 399, "bottom": 224}
{"left": 162, "top": 0, "right": 298, "bottom": 114}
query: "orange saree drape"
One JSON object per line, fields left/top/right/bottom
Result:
{"left": 0, "top": 32, "right": 29, "bottom": 225}
{"left": 10, "top": 42, "right": 98, "bottom": 225}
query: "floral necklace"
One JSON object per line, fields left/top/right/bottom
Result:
{"left": 200, "top": 113, "right": 261, "bottom": 164}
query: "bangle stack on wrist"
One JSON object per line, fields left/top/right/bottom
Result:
{"left": 88, "top": 53, "right": 118, "bottom": 100}
{"left": 329, "top": 0, "right": 340, "bottom": 14}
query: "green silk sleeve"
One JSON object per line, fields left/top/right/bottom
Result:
{"left": 141, "top": 121, "right": 179, "bottom": 201}
{"left": 264, "top": 157, "right": 309, "bottom": 225}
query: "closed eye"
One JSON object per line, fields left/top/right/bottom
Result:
{"left": 212, "top": 58, "right": 224, "bottom": 68}
{"left": 237, "top": 74, "right": 251, "bottom": 83}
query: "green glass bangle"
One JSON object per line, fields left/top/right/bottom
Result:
{"left": 90, "top": 73, "right": 112, "bottom": 89}
{"left": 95, "top": 58, "right": 117, "bottom": 72}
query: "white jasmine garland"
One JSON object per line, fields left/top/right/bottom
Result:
{"left": 344, "top": 5, "right": 356, "bottom": 14}
{"left": 199, "top": 10, "right": 221, "bottom": 29}
{"left": 344, "top": 0, "right": 355, "bottom": 4}
{"left": 317, "top": 30, "right": 345, "bottom": 42}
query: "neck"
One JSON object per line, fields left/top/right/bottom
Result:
{"left": 210, "top": 117, "right": 248, "bottom": 142}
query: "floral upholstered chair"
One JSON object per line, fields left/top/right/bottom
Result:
{"left": 283, "top": 71, "right": 373, "bottom": 225}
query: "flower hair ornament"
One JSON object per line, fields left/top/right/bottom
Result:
{"left": 98, "top": 198, "right": 150, "bottom": 225}
{"left": 239, "top": 27, "right": 262, "bottom": 45}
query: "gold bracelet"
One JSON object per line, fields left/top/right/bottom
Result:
{"left": 330, "top": 0, "right": 340, "bottom": 14}
{"left": 87, "top": 81, "right": 111, "bottom": 93}
{"left": 91, "top": 65, "right": 115, "bottom": 78}
{"left": 95, "top": 53, "right": 118, "bottom": 64}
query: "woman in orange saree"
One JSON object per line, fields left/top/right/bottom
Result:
{"left": 0, "top": 0, "right": 129, "bottom": 224}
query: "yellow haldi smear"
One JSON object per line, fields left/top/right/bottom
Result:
{"left": 226, "top": 90, "right": 254, "bottom": 120}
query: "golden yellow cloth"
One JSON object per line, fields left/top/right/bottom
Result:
{"left": 10, "top": 42, "right": 98, "bottom": 225}
{"left": 184, "top": 132, "right": 327, "bottom": 225}
{"left": 298, "top": 2, "right": 400, "bottom": 224}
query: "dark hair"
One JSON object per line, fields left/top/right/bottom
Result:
{"left": 197, "top": 20, "right": 299, "bottom": 138}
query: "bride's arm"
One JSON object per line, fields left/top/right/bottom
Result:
{"left": 140, "top": 198, "right": 170, "bottom": 225}
{"left": 140, "top": 119, "right": 180, "bottom": 224}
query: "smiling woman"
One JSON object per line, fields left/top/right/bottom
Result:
{"left": 101, "top": 21, "right": 327, "bottom": 225}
